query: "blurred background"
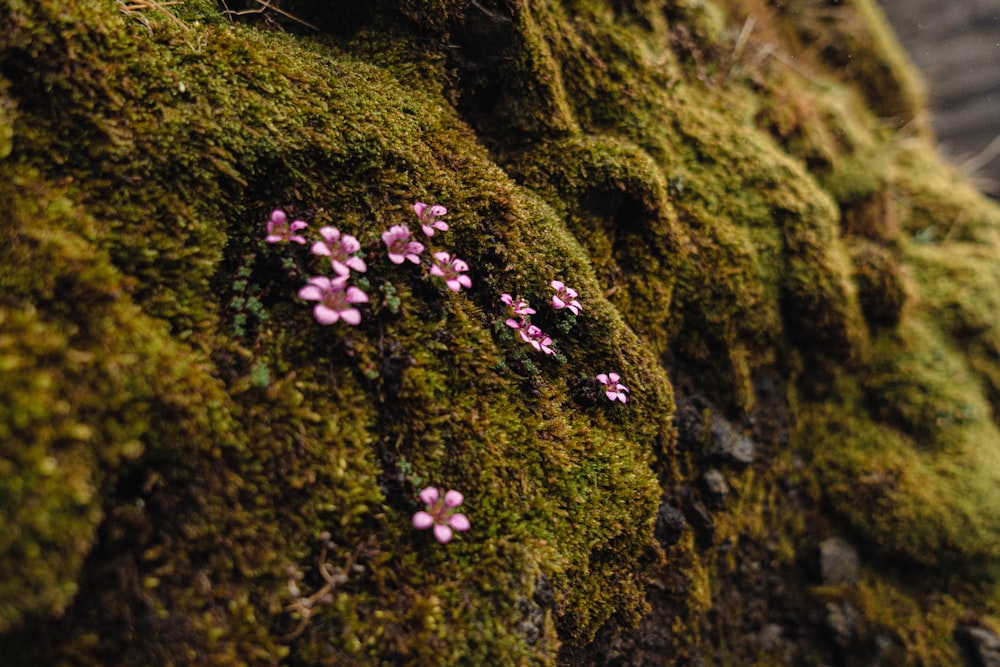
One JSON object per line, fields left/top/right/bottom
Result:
{"left": 878, "top": 0, "right": 1000, "bottom": 196}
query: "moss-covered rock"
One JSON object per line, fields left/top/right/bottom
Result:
{"left": 2, "top": 0, "right": 999, "bottom": 664}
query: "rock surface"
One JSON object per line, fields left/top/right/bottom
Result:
{"left": 1, "top": 0, "right": 999, "bottom": 665}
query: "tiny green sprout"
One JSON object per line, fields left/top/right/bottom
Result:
{"left": 381, "top": 282, "right": 401, "bottom": 314}
{"left": 521, "top": 358, "right": 540, "bottom": 376}
{"left": 397, "top": 456, "right": 413, "bottom": 476}
{"left": 250, "top": 362, "right": 271, "bottom": 388}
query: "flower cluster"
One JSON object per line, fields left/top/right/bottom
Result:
{"left": 265, "top": 202, "right": 479, "bottom": 547}
{"left": 498, "top": 281, "right": 629, "bottom": 402}
{"left": 265, "top": 200, "right": 474, "bottom": 328}
{"left": 500, "top": 280, "right": 582, "bottom": 357}
{"left": 380, "top": 203, "right": 472, "bottom": 293}
{"left": 412, "top": 487, "right": 470, "bottom": 544}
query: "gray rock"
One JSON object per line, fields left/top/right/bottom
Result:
{"left": 819, "top": 536, "right": 859, "bottom": 585}
{"left": 702, "top": 469, "right": 729, "bottom": 505}
{"left": 707, "top": 414, "right": 754, "bottom": 467}
{"left": 654, "top": 498, "right": 686, "bottom": 547}
{"left": 956, "top": 625, "right": 1000, "bottom": 667}
{"left": 758, "top": 623, "right": 783, "bottom": 652}
{"left": 825, "top": 601, "right": 860, "bottom": 648}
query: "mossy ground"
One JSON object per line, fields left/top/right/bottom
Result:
{"left": 2, "top": 0, "right": 1000, "bottom": 664}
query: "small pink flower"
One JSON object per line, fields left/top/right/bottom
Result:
{"left": 596, "top": 372, "right": 629, "bottom": 403}
{"left": 265, "top": 209, "right": 308, "bottom": 244}
{"left": 412, "top": 487, "right": 470, "bottom": 544}
{"left": 414, "top": 202, "right": 449, "bottom": 237}
{"left": 501, "top": 293, "right": 535, "bottom": 325}
{"left": 430, "top": 252, "right": 472, "bottom": 292}
{"left": 297, "top": 276, "right": 369, "bottom": 325}
{"left": 550, "top": 280, "right": 582, "bottom": 315}
{"left": 311, "top": 226, "right": 367, "bottom": 276}
{"left": 520, "top": 325, "right": 554, "bottom": 355}
{"left": 382, "top": 224, "right": 425, "bottom": 265}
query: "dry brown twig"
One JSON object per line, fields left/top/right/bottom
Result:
{"left": 117, "top": 0, "right": 191, "bottom": 34}
{"left": 219, "top": 0, "right": 319, "bottom": 31}
{"left": 279, "top": 532, "right": 368, "bottom": 642}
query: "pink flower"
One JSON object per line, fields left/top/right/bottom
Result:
{"left": 265, "top": 209, "right": 308, "bottom": 244}
{"left": 430, "top": 252, "right": 472, "bottom": 292}
{"left": 414, "top": 202, "right": 449, "bottom": 237}
{"left": 596, "top": 372, "right": 629, "bottom": 403}
{"left": 412, "top": 487, "right": 470, "bottom": 544}
{"left": 310, "top": 226, "right": 367, "bottom": 276}
{"left": 550, "top": 280, "right": 582, "bottom": 315}
{"left": 297, "top": 276, "right": 369, "bottom": 325}
{"left": 382, "top": 224, "right": 425, "bottom": 265}
{"left": 501, "top": 293, "right": 535, "bottom": 326}
{"left": 520, "top": 325, "right": 554, "bottom": 355}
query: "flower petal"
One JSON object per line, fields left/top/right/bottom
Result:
{"left": 314, "top": 305, "right": 340, "bottom": 325}
{"left": 412, "top": 511, "right": 434, "bottom": 529}
{"left": 340, "top": 308, "right": 362, "bottom": 325}
{"left": 444, "top": 490, "right": 464, "bottom": 507}
{"left": 433, "top": 524, "right": 453, "bottom": 544}
{"left": 448, "top": 513, "right": 470, "bottom": 531}
{"left": 345, "top": 287, "right": 369, "bottom": 304}
{"left": 298, "top": 285, "right": 323, "bottom": 301}
{"left": 342, "top": 235, "right": 361, "bottom": 253}
{"left": 419, "top": 487, "right": 439, "bottom": 505}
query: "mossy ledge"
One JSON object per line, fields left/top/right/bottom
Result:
{"left": 2, "top": 0, "right": 999, "bottom": 664}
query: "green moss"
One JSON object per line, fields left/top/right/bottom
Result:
{"left": 3, "top": 0, "right": 1000, "bottom": 664}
